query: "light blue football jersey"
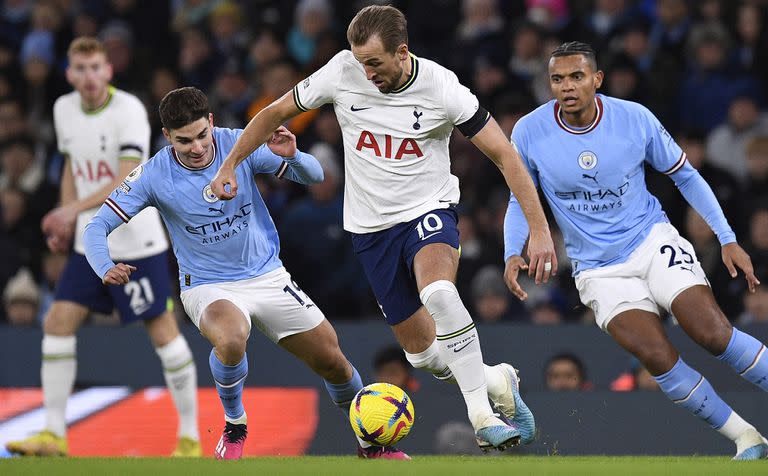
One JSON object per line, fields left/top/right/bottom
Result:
{"left": 84, "top": 127, "right": 322, "bottom": 289}
{"left": 506, "top": 94, "right": 734, "bottom": 274}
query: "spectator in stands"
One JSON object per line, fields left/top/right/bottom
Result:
{"left": 178, "top": 27, "right": 220, "bottom": 90}
{"left": 733, "top": 2, "right": 768, "bottom": 82}
{"left": 745, "top": 137, "right": 768, "bottom": 204}
{"left": 611, "top": 358, "right": 660, "bottom": 391}
{"left": 208, "top": 1, "right": 249, "bottom": 62}
{"left": 3, "top": 267, "right": 40, "bottom": 326}
{"left": 545, "top": 353, "right": 591, "bottom": 391}
{"left": 739, "top": 285, "right": 768, "bottom": 326}
{"left": 679, "top": 22, "right": 761, "bottom": 134}
{"left": 287, "top": 0, "right": 334, "bottom": 68}
{"left": 745, "top": 205, "right": 768, "bottom": 289}
{"left": 707, "top": 96, "right": 768, "bottom": 184}
{"left": 246, "top": 60, "right": 317, "bottom": 136}
{"left": 373, "top": 345, "right": 419, "bottom": 394}
{"left": 471, "top": 265, "right": 524, "bottom": 323}
{"left": 0, "top": 136, "right": 57, "bottom": 227}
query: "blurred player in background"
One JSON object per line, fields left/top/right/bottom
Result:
{"left": 211, "top": 5, "right": 556, "bottom": 452}
{"left": 82, "top": 87, "right": 394, "bottom": 460}
{"left": 5, "top": 37, "right": 200, "bottom": 458}
{"left": 505, "top": 41, "right": 768, "bottom": 460}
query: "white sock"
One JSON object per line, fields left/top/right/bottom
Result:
{"left": 404, "top": 340, "right": 507, "bottom": 397}
{"left": 41, "top": 335, "right": 76, "bottom": 438}
{"left": 156, "top": 335, "right": 199, "bottom": 440}
{"left": 718, "top": 411, "right": 761, "bottom": 454}
{"left": 420, "top": 280, "right": 494, "bottom": 428}
{"left": 484, "top": 364, "right": 507, "bottom": 398}
{"left": 225, "top": 412, "right": 247, "bottom": 425}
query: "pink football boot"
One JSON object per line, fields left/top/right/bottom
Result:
{"left": 214, "top": 422, "right": 247, "bottom": 460}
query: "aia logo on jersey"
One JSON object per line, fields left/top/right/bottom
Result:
{"left": 73, "top": 160, "right": 115, "bottom": 182}
{"left": 355, "top": 131, "right": 423, "bottom": 160}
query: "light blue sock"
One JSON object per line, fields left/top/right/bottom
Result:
{"left": 654, "top": 358, "right": 732, "bottom": 430}
{"left": 717, "top": 327, "right": 768, "bottom": 390}
{"left": 209, "top": 350, "right": 248, "bottom": 421}
{"left": 324, "top": 364, "right": 363, "bottom": 411}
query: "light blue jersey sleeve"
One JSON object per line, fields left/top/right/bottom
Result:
{"left": 245, "top": 143, "right": 324, "bottom": 185}
{"left": 83, "top": 164, "right": 153, "bottom": 279}
{"left": 641, "top": 107, "right": 736, "bottom": 245}
{"left": 504, "top": 124, "right": 537, "bottom": 261}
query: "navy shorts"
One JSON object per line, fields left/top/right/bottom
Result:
{"left": 351, "top": 208, "right": 460, "bottom": 325}
{"left": 55, "top": 252, "right": 173, "bottom": 324}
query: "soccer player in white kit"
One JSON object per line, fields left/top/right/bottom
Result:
{"left": 211, "top": 5, "right": 557, "bottom": 450}
{"left": 505, "top": 42, "right": 768, "bottom": 460}
{"left": 5, "top": 38, "right": 200, "bottom": 457}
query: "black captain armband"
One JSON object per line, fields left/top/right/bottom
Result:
{"left": 456, "top": 107, "right": 490, "bottom": 138}
{"left": 274, "top": 160, "right": 289, "bottom": 179}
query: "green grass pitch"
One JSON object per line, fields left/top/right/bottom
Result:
{"left": 1, "top": 456, "right": 766, "bottom": 475}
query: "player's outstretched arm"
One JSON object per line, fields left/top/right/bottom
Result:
{"left": 263, "top": 126, "right": 324, "bottom": 184}
{"left": 212, "top": 91, "right": 302, "bottom": 200}
{"left": 83, "top": 206, "right": 128, "bottom": 283}
{"left": 668, "top": 161, "right": 759, "bottom": 291}
{"left": 470, "top": 117, "right": 558, "bottom": 284}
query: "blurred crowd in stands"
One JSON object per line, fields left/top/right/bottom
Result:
{"left": 1, "top": 0, "right": 767, "bottom": 329}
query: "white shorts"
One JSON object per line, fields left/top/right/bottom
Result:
{"left": 575, "top": 222, "right": 709, "bottom": 332}
{"left": 180, "top": 267, "right": 325, "bottom": 342}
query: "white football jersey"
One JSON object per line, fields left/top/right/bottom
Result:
{"left": 54, "top": 86, "right": 168, "bottom": 260}
{"left": 293, "top": 50, "right": 480, "bottom": 233}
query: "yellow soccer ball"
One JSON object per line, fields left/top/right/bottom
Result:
{"left": 349, "top": 382, "right": 415, "bottom": 446}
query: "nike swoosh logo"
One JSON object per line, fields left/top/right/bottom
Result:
{"left": 453, "top": 340, "right": 475, "bottom": 353}
{"left": 350, "top": 105, "right": 371, "bottom": 112}
{"left": 420, "top": 231, "right": 442, "bottom": 241}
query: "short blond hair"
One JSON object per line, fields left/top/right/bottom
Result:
{"left": 67, "top": 36, "right": 106, "bottom": 59}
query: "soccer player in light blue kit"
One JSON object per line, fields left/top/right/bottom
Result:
{"left": 82, "top": 87, "right": 392, "bottom": 460}
{"left": 505, "top": 42, "right": 768, "bottom": 460}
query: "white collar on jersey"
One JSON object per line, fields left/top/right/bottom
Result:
{"left": 171, "top": 139, "right": 217, "bottom": 171}
{"left": 554, "top": 96, "right": 604, "bottom": 135}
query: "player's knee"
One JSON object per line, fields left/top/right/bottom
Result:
{"left": 636, "top": 346, "right": 677, "bottom": 375}
{"left": 42, "top": 311, "right": 75, "bottom": 336}
{"left": 215, "top": 335, "right": 247, "bottom": 364}
{"left": 310, "top": 349, "right": 349, "bottom": 381}
{"left": 693, "top": 320, "right": 733, "bottom": 356}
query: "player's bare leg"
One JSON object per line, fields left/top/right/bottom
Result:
{"left": 6, "top": 301, "right": 88, "bottom": 456}
{"left": 200, "top": 300, "right": 251, "bottom": 460}
{"left": 280, "top": 319, "right": 410, "bottom": 459}
{"left": 608, "top": 309, "right": 767, "bottom": 459}
{"left": 396, "top": 243, "right": 520, "bottom": 450}
{"left": 144, "top": 310, "right": 200, "bottom": 457}
{"left": 279, "top": 319, "right": 352, "bottom": 383}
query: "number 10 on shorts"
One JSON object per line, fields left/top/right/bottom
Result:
{"left": 415, "top": 213, "right": 443, "bottom": 241}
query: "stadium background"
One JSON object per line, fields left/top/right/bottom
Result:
{"left": 1, "top": 0, "right": 768, "bottom": 457}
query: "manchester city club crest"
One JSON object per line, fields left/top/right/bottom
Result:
{"left": 202, "top": 184, "right": 219, "bottom": 203}
{"left": 125, "top": 164, "right": 143, "bottom": 182}
{"left": 578, "top": 151, "right": 598, "bottom": 170}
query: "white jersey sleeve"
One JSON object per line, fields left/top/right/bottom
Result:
{"left": 441, "top": 69, "right": 480, "bottom": 126}
{"left": 53, "top": 98, "right": 68, "bottom": 155}
{"left": 116, "top": 95, "right": 150, "bottom": 160}
{"left": 292, "top": 51, "right": 346, "bottom": 111}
